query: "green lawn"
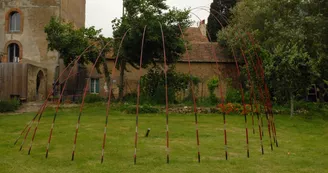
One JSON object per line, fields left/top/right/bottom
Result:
{"left": 0, "top": 104, "right": 328, "bottom": 173}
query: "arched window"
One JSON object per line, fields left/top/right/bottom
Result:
{"left": 9, "top": 12, "right": 21, "bottom": 32}
{"left": 7, "top": 43, "right": 20, "bottom": 63}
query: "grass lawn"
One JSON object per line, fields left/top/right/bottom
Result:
{"left": 0, "top": 103, "right": 328, "bottom": 173}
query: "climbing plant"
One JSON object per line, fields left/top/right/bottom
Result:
{"left": 207, "top": 76, "right": 220, "bottom": 103}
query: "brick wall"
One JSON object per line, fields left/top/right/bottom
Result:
{"left": 87, "top": 60, "right": 238, "bottom": 99}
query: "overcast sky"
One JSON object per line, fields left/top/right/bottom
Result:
{"left": 86, "top": 0, "right": 212, "bottom": 37}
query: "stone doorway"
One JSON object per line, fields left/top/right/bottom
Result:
{"left": 36, "top": 70, "right": 46, "bottom": 100}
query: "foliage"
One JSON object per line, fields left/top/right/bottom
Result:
{"left": 225, "top": 88, "right": 244, "bottom": 103}
{"left": 218, "top": 0, "right": 328, "bottom": 107}
{"left": 111, "top": 0, "right": 192, "bottom": 100}
{"left": 207, "top": 76, "right": 219, "bottom": 103}
{"left": 122, "top": 92, "right": 138, "bottom": 104}
{"left": 217, "top": 103, "right": 254, "bottom": 114}
{"left": 140, "top": 67, "right": 199, "bottom": 104}
{"left": 44, "top": 17, "right": 112, "bottom": 74}
{"left": 265, "top": 44, "right": 313, "bottom": 103}
{"left": 207, "top": 0, "right": 237, "bottom": 41}
{"left": 0, "top": 99, "right": 20, "bottom": 112}
{"left": 207, "top": 76, "right": 219, "bottom": 94}
{"left": 84, "top": 94, "right": 104, "bottom": 103}
{"left": 123, "top": 104, "right": 160, "bottom": 114}
{"left": 223, "top": 77, "right": 251, "bottom": 104}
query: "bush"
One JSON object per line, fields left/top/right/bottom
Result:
{"left": 294, "top": 101, "right": 328, "bottom": 113}
{"left": 123, "top": 92, "right": 137, "bottom": 104}
{"left": 217, "top": 103, "right": 253, "bottom": 115}
{"left": 124, "top": 104, "right": 160, "bottom": 114}
{"left": 207, "top": 76, "right": 219, "bottom": 104}
{"left": 140, "top": 67, "right": 200, "bottom": 105}
{"left": 0, "top": 99, "right": 20, "bottom": 113}
{"left": 225, "top": 88, "right": 250, "bottom": 103}
{"left": 84, "top": 94, "right": 104, "bottom": 103}
{"left": 197, "top": 97, "right": 217, "bottom": 107}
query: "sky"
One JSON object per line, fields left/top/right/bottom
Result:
{"left": 86, "top": 0, "right": 212, "bottom": 37}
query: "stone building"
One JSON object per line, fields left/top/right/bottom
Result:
{"left": 0, "top": 0, "right": 85, "bottom": 101}
{"left": 91, "top": 20, "right": 238, "bottom": 99}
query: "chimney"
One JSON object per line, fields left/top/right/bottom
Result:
{"left": 199, "top": 19, "right": 206, "bottom": 37}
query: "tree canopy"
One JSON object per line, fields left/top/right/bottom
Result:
{"left": 207, "top": 0, "right": 237, "bottom": 42}
{"left": 44, "top": 17, "right": 112, "bottom": 72}
{"left": 112, "top": 0, "right": 191, "bottom": 68}
{"left": 217, "top": 0, "right": 328, "bottom": 112}
{"left": 111, "top": 0, "right": 192, "bottom": 99}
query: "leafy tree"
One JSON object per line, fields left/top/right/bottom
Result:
{"left": 218, "top": 0, "right": 327, "bottom": 115}
{"left": 140, "top": 66, "right": 199, "bottom": 104}
{"left": 112, "top": 0, "right": 192, "bottom": 101}
{"left": 264, "top": 44, "right": 314, "bottom": 116}
{"left": 302, "top": 0, "right": 328, "bottom": 102}
{"left": 207, "top": 0, "right": 237, "bottom": 42}
{"left": 45, "top": 17, "right": 112, "bottom": 71}
{"left": 44, "top": 17, "right": 112, "bottom": 98}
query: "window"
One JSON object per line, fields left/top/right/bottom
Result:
{"left": 7, "top": 43, "right": 20, "bottom": 63}
{"left": 5, "top": 9, "right": 24, "bottom": 33}
{"left": 90, "top": 78, "right": 100, "bottom": 94}
{"left": 9, "top": 12, "right": 20, "bottom": 32}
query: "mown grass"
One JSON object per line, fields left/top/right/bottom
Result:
{"left": 0, "top": 103, "right": 328, "bottom": 173}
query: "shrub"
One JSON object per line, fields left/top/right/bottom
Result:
{"left": 217, "top": 103, "right": 253, "bottom": 115}
{"left": 197, "top": 97, "right": 217, "bottom": 107}
{"left": 124, "top": 104, "right": 160, "bottom": 114}
{"left": 225, "top": 87, "right": 250, "bottom": 103}
{"left": 84, "top": 94, "right": 104, "bottom": 103}
{"left": 293, "top": 101, "right": 328, "bottom": 114}
{"left": 140, "top": 67, "right": 200, "bottom": 104}
{"left": 0, "top": 99, "right": 20, "bottom": 113}
{"left": 207, "top": 76, "right": 219, "bottom": 104}
{"left": 123, "top": 92, "right": 137, "bottom": 104}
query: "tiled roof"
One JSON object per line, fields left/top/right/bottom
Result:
{"left": 181, "top": 27, "right": 228, "bottom": 62}
{"left": 106, "top": 27, "right": 229, "bottom": 63}
{"left": 181, "top": 42, "right": 230, "bottom": 63}
{"left": 184, "top": 27, "right": 209, "bottom": 42}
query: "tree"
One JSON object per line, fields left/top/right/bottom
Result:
{"left": 140, "top": 66, "right": 199, "bottom": 104}
{"left": 207, "top": 0, "right": 237, "bottom": 42}
{"left": 303, "top": 0, "right": 328, "bottom": 102}
{"left": 264, "top": 44, "right": 313, "bottom": 116}
{"left": 44, "top": 17, "right": 112, "bottom": 98}
{"left": 218, "top": 0, "right": 327, "bottom": 115}
{"left": 112, "top": 0, "right": 192, "bottom": 101}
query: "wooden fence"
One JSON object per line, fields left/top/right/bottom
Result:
{"left": 0, "top": 63, "right": 28, "bottom": 100}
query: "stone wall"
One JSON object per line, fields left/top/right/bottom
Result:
{"left": 0, "top": 0, "right": 86, "bottom": 100}
{"left": 86, "top": 60, "right": 238, "bottom": 99}
{"left": 27, "top": 64, "right": 47, "bottom": 101}
{"left": 0, "top": 0, "right": 60, "bottom": 93}
{"left": 60, "top": 0, "right": 85, "bottom": 28}
{"left": 0, "top": 63, "right": 46, "bottom": 101}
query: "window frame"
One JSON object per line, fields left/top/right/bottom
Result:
{"left": 5, "top": 8, "right": 24, "bottom": 34}
{"left": 9, "top": 12, "right": 21, "bottom": 32}
{"left": 8, "top": 43, "right": 21, "bottom": 63}
{"left": 90, "top": 78, "right": 100, "bottom": 94}
{"left": 4, "top": 41, "right": 23, "bottom": 63}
